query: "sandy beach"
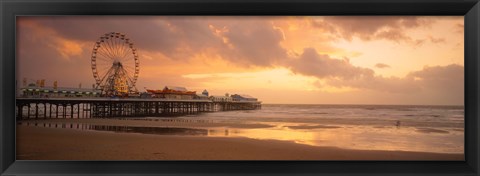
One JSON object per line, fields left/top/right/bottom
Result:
{"left": 16, "top": 119, "right": 464, "bottom": 160}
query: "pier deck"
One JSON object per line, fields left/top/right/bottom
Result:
{"left": 15, "top": 98, "right": 262, "bottom": 120}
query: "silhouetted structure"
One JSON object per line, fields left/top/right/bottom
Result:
{"left": 15, "top": 97, "right": 261, "bottom": 120}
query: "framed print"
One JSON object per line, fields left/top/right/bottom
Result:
{"left": 1, "top": 0, "right": 479, "bottom": 175}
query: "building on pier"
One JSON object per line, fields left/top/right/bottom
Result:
{"left": 19, "top": 86, "right": 101, "bottom": 98}
{"left": 231, "top": 94, "right": 258, "bottom": 102}
{"left": 194, "top": 89, "right": 209, "bottom": 100}
{"left": 210, "top": 95, "right": 233, "bottom": 102}
{"left": 202, "top": 89, "right": 209, "bottom": 96}
{"left": 146, "top": 86, "right": 196, "bottom": 100}
{"left": 195, "top": 94, "right": 209, "bottom": 100}
{"left": 140, "top": 92, "right": 154, "bottom": 99}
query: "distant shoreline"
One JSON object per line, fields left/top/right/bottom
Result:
{"left": 260, "top": 103, "right": 465, "bottom": 107}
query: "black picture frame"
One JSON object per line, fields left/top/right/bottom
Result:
{"left": 1, "top": 0, "right": 479, "bottom": 175}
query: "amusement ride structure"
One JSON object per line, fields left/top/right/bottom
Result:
{"left": 91, "top": 32, "right": 139, "bottom": 96}
{"left": 16, "top": 32, "right": 261, "bottom": 120}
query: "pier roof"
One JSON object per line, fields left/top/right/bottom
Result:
{"left": 16, "top": 97, "right": 212, "bottom": 102}
{"left": 21, "top": 86, "right": 101, "bottom": 93}
{"left": 210, "top": 95, "right": 231, "bottom": 98}
{"left": 232, "top": 94, "right": 256, "bottom": 99}
{"left": 164, "top": 86, "right": 188, "bottom": 92}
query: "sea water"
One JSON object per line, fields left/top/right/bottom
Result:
{"left": 178, "top": 104, "right": 464, "bottom": 154}
{"left": 19, "top": 104, "right": 464, "bottom": 154}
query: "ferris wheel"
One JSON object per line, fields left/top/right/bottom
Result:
{"left": 91, "top": 32, "right": 139, "bottom": 96}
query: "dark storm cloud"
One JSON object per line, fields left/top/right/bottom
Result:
{"left": 327, "top": 62, "right": 464, "bottom": 95}
{"left": 29, "top": 16, "right": 221, "bottom": 60}
{"left": 311, "top": 16, "right": 431, "bottom": 42}
{"left": 286, "top": 48, "right": 418, "bottom": 93}
{"left": 17, "top": 16, "right": 288, "bottom": 86}
{"left": 408, "top": 64, "right": 464, "bottom": 93}
{"left": 29, "top": 16, "right": 288, "bottom": 65}
{"left": 288, "top": 48, "right": 374, "bottom": 80}
{"left": 32, "top": 17, "right": 175, "bottom": 50}
{"left": 287, "top": 48, "right": 463, "bottom": 96}
{"left": 22, "top": 16, "right": 433, "bottom": 68}
{"left": 16, "top": 21, "right": 94, "bottom": 87}
{"left": 218, "top": 20, "right": 287, "bottom": 66}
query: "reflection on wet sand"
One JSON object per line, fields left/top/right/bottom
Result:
{"left": 285, "top": 124, "right": 341, "bottom": 129}
{"left": 18, "top": 122, "right": 208, "bottom": 136}
{"left": 416, "top": 128, "right": 450, "bottom": 134}
{"left": 17, "top": 119, "right": 464, "bottom": 154}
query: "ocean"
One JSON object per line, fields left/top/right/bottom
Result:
{"left": 176, "top": 104, "right": 464, "bottom": 154}
{"left": 19, "top": 104, "right": 465, "bottom": 154}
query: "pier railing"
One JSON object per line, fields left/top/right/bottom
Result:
{"left": 15, "top": 98, "right": 262, "bottom": 120}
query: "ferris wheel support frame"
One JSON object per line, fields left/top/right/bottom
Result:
{"left": 90, "top": 32, "right": 140, "bottom": 96}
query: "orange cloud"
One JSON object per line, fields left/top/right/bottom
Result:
{"left": 54, "top": 39, "right": 84, "bottom": 59}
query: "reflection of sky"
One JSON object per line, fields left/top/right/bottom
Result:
{"left": 185, "top": 104, "right": 465, "bottom": 153}
{"left": 207, "top": 124, "right": 464, "bottom": 154}
{"left": 19, "top": 120, "right": 463, "bottom": 154}
{"left": 187, "top": 104, "right": 465, "bottom": 128}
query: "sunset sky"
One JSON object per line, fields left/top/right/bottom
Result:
{"left": 16, "top": 16, "right": 464, "bottom": 105}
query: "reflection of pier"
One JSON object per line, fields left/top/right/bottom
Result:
{"left": 15, "top": 98, "right": 262, "bottom": 120}
{"left": 18, "top": 121, "right": 209, "bottom": 136}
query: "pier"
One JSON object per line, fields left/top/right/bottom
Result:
{"left": 15, "top": 98, "right": 262, "bottom": 120}
{"left": 16, "top": 31, "right": 264, "bottom": 121}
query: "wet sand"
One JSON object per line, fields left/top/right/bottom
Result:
{"left": 415, "top": 128, "right": 450, "bottom": 134}
{"left": 17, "top": 123, "right": 464, "bottom": 160}
{"left": 285, "top": 125, "right": 341, "bottom": 129}
{"left": 18, "top": 118, "right": 274, "bottom": 129}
